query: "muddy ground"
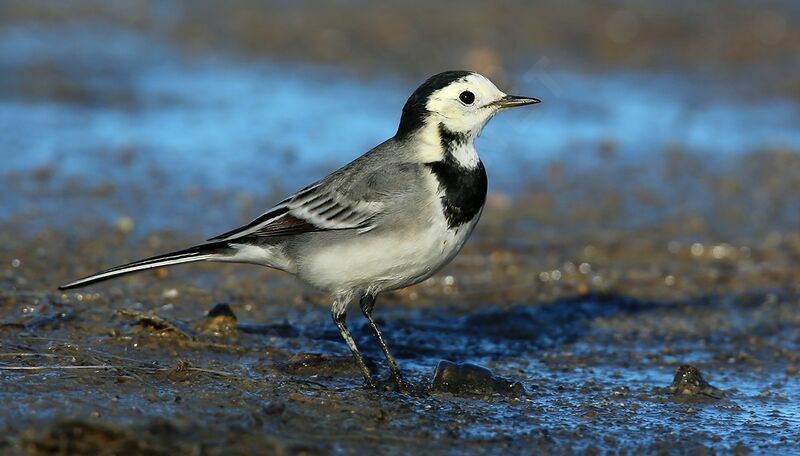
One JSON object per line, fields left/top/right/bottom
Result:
{"left": 2, "top": 147, "right": 800, "bottom": 454}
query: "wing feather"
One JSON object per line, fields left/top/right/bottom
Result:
{"left": 207, "top": 183, "right": 382, "bottom": 241}
{"left": 206, "top": 152, "right": 428, "bottom": 242}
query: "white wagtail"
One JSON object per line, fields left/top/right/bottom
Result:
{"left": 59, "top": 70, "right": 540, "bottom": 391}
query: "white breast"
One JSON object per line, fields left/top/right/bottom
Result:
{"left": 297, "top": 190, "right": 481, "bottom": 296}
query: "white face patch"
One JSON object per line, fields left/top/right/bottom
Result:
{"left": 424, "top": 73, "right": 507, "bottom": 138}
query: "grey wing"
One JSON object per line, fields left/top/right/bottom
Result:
{"left": 207, "top": 162, "right": 425, "bottom": 242}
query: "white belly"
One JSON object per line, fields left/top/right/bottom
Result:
{"left": 298, "top": 211, "right": 479, "bottom": 295}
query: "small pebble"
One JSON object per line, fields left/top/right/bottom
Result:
{"left": 162, "top": 288, "right": 179, "bottom": 299}
{"left": 116, "top": 216, "right": 135, "bottom": 234}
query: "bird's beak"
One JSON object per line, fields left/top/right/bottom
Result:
{"left": 491, "top": 95, "right": 541, "bottom": 109}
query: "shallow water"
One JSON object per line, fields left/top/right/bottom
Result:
{"left": 3, "top": 24, "right": 800, "bottom": 230}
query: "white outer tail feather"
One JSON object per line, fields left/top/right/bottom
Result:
{"left": 58, "top": 242, "right": 232, "bottom": 290}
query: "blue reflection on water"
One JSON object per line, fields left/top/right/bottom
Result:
{"left": 1, "top": 24, "right": 799, "bottom": 215}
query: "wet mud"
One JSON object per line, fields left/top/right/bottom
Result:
{"left": 2, "top": 204, "right": 800, "bottom": 454}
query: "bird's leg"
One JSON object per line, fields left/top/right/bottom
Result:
{"left": 360, "top": 293, "right": 407, "bottom": 392}
{"left": 331, "top": 307, "right": 374, "bottom": 388}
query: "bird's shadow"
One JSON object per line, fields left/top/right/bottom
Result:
{"left": 304, "top": 292, "right": 697, "bottom": 364}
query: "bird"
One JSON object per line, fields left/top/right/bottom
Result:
{"left": 59, "top": 70, "right": 540, "bottom": 392}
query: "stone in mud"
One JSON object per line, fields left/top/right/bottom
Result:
{"left": 430, "top": 360, "right": 525, "bottom": 396}
{"left": 197, "top": 303, "right": 237, "bottom": 335}
{"left": 666, "top": 365, "right": 724, "bottom": 399}
{"left": 206, "top": 303, "right": 236, "bottom": 319}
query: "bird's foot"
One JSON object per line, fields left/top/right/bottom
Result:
{"left": 371, "top": 374, "right": 424, "bottom": 395}
{"left": 361, "top": 375, "right": 376, "bottom": 389}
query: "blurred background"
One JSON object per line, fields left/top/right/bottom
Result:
{"left": 2, "top": 0, "right": 799, "bottom": 242}
{"left": 1, "top": 1, "right": 800, "bottom": 453}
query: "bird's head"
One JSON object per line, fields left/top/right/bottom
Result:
{"left": 396, "top": 70, "right": 540, "bottom": 141}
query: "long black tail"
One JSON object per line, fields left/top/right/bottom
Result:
{"left": 58, "top": 242, "right": 233, "bottom": 290}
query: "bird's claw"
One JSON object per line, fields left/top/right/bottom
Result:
{"left": 368, "top": 374, "right": 413, "bottom": 394}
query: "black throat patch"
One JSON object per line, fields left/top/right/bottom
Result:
{"left": 426, "top": 124, "right": 488, "bottom": 229}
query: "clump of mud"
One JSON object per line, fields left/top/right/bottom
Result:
{"left": 664, "top": 365, "right": 725, "bottom": 399}
{"left": 21, "top": 420, "right": 187, "bottom": 455}
{"left": 652, "top": 364, "right": 725, "bottom": 400}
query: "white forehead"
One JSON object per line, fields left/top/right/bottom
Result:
{"left": 428, "top": 73, "right": 505, "bottom": 106}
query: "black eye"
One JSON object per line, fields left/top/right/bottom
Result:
{"left": 459, "top": 90, "right": 475, "bottom": 105}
